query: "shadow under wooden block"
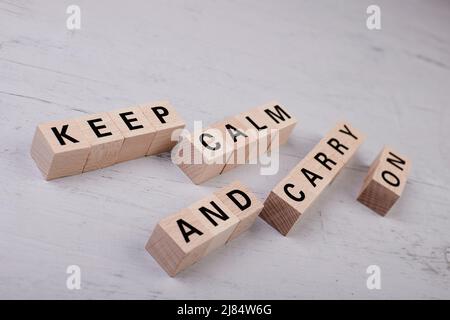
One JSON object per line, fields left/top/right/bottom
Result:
{"left": 140, "top": 101, "right": 185, "bottom": 156}
{"left": 357, "top": 146, "right": 411, "bottom": 216}
{"left": 174, "top": 128, "right": 233, "bottom": 184}
{"left": 213, "top": 180, "right": 264, "bottom": 241}
{"left": 76, "top": 113, "right": 124, "bottom": 172}
{"left": 30, "top": 119, "right": 91, "bottom": 180}
{"left": 188, "top": 195, "right": 239, "bottom": 256}
{"left": 260, "top": 121, "right": 365, "bottom": 235}
{"left": 108, "top": 106, "right": 156, "bottom": 163}
{"left": 145, "top": 208, "right": 214, "bottom": 277}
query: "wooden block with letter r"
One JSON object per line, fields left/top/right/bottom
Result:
{"left": 30, "top": 119, "right": 91, "bottom": 180}
{"left": 76, "top": 113, "right": 124, "bottom": 172}
{"left": 260, "top": 122, "right": 365, "bottom": 235}
{"left": 357, "top": 146, "right": 411, "bottom": 216}
{"left": 145, "top": 208, "right": 214, "bottom": 277}
{"left": 214, "top": 180, "right": 264, "bottom": 241}
{"left": 108, "top": 106, "right": 156, "bottom": 163}
{"left": 140, "top": 101, "right": 185, "bottom": 156}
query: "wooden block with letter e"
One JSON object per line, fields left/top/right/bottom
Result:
{"left": 146, "top": 181, "right": 261, "bottom": 276}
{"left": 140, "top": 101, "right": 185, "bottom": 156}
{"left": 76, "top": 113, "right": 124, "bottom": 172}
{"left": 260, "top": 122, "right": 365, "bottom": 235}
{"left": 108, "top": 106, "right": 157, "bottom": 163}
{"left": 30, "top": 119, "right": 91, "bottom": 180}
{"left": 214, "top": 180, "right": 264, "bottom": 241}
{"left": 357, "top": 146, "right": 411, "bottom": 216}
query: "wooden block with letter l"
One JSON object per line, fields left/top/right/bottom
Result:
{"left": 214, "top": 180, "right": 264, "bottom": 241}
{"left": 259, "top": 122, "right": 365, "bottom": 236}
{"left": 145, "top": 181, "right": 262, "bottom": 276}
{"left": 140, "top": 101, "right": 185, "bottom": 156}
{"left": 108, "top": 106, "right": 157, "bottom": 163}
{"left": 30, "top": 119, "right": 91, "bottom": 180}
{"left": 76, "top": 113, "right": 124, "bottom": 172}
{"left": 357, "top": 146, "right": 411, "bottom": 216}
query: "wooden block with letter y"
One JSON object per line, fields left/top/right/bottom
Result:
{"left": 30, "top": 119, "right": 91, "bottom": 180}
{"left": 260, "top": 122, "right": 365, "bottom": 235}
{"left": 357, "top": 146, "right": 411, "bottom": 216}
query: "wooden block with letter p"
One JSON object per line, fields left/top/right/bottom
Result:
{"left": 30, "top": 119, "right": 91, "bottom": 180}
{"left": 108, "top": 106, "right": 157, "bottom": 163}
{"left": 145, "top": 208, "right": 214, "bottom": 277}
{"left": 76, "top": 113, "right": 124, "bottom": 172}
{"left": 357, "top": 146, "right": 411, "bottom": 216}
{"left": 140, "top": 101, "right": 185, "bottom": 156}
{"left": 214, "top": 180, "right": 264, "bottom": 241}
{"left": 260, "top": 122, "right": 365, "bottom": 235}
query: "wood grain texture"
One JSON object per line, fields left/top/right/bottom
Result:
{"left": 1, "top": 0, "right": 449, "bottom": 299}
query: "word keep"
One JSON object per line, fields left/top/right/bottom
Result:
{"left": 31, "top": 101, "right": 185, "bottom": 180}
{"left": 260, "top": 122, "right": 365, "bottom": 236}
{"left": 146, "top": 181, "right": 264, "bottom": 276}
{"left": 357, "top": 146, "right": 411, "bottom": 216}
{"left": 175, "top": 101, "right": 297, "bottom": 184}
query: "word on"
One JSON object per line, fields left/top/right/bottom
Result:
{"left": 357, "top": 146, "right": 411, "bottom": 216}
{"left": 174, "top": 101, "right": 297, "bottom": 184}
{"left": 146, "top": 181, "right": 264, "bottom": 276}
{"left": 259, "top": 122, "right": 365, "bottom": 235}
{"left": 31, "top": 101, "right": 185, "bottom": 180}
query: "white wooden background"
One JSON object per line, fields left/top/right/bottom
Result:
{"left": 1, "top": 0, "right": 449, "bottom": 299}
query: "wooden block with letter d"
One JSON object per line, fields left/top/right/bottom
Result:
{"left": 140, "top": 101, "right": 185, "bottom": 156}
{"left": 260, "top": 122, "right": 365, "bottom": 235}
{"left": 108, "top": 106, "right": 156, "bottom": 163}
{"left": 357, "top": 146, "right": 411, "bottom": 216}
{"left": 30, "top": 119, "right": 91, "bottom": 180}
{"left": 214, "top": 180, "right": 264, "bottom": 241}
{"left": 76, "top": 113, "right": 124, "bottom": 172}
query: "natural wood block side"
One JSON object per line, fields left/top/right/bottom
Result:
{"left": 357, "top": 146, "right": 411, "bottom": 216}
{"left": 259, "top": 121, "right": 365, "bottom": 235}
{"left": 30, "top": 119, "right": 91, "bottom": 180}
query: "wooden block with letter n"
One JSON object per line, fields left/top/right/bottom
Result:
{"left": 145, "top": 181, "right": 263, "bottom": 276}
{"left": 357, "top": 146, "right": 411, "bottom": 216}
{"left": 30, "top": 119, "right": 91, "bottom": 180}
{"left": 108, "top": 106, "right": 157, "bottom": 163}
{"left": 140, "top": 101, "right": 185, "bottom": 155}
{"left": 259, "top": 122, "right": 365, "bottom": 235}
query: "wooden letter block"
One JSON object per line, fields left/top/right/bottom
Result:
{"left": 30, "top": 119, "right": 91, "bottom": 180}
{"left": 146, "top": 181, "right": 261, "bottom": 276}
{"left": 108, "top": 106, "right": 156, "bottom": 163}
{"left": 357, "top": 147, "right": 411, "bottom": 216}
{"left": 76, "top": 113, "right": 124, "bottom": 172}
{"left": 214, "top": 180, "right": 264, "bottom": 241}
{"left": 145, "top": 208, "right": 214, "bottom": 277}
{"left": 140, "top": 101, "right": 185, "bottom": 156}
{"left": 188, "top": 195, "right": 239, "bottom": 255}
{"left": 260, "top": 122, "right": 365, "bottom": 235}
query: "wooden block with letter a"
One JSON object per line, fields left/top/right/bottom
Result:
{"left": 357, "top": 146, "right": 411, "bottom": 216}
{"left": 140, "top": 101, "right": 185, "bottom": 156}
{"left": 145, "top": 208, "right": 214, "bottom": 277}
{"left": 30, "top": 119, "right": 91, "bottom": 180}
{"left": 76, "top": 113, "right": 124, "bottom": 172}
{"left": 260, "top": 122, "right": 365, "bottom": 235}
{"left": 108, "top": 106, "right": 156, "bottom": 163}
{"left": 214, "top": 180, "right": 264, "bottom": 241}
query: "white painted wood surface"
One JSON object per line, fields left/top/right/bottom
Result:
{"left": 1, "top": 0, "right": 449, "bottom": 299}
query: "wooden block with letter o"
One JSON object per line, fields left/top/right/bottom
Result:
{"left": 357, "top": 146, "right": 411, "bottom": 216}
{"left": 145, "top": 181, "right": 263, "bottom": 276}
{"left": 260, "top": 122, "right": 365, "bottom": 235}
{"left": 108, "top": 106, "right": 157, "bottom": 163}
{"left": 30, "top": 119, "right": 91, "bottom": 180}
